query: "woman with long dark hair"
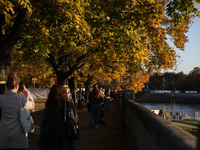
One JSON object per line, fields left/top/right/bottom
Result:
{"left": 38, "top": 84, "right": 78, "bottom": 150}
{"left": 89, "top": 84, "right": 104, "bottom": 129}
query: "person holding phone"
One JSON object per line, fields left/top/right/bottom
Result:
{"left": 0, "top": 72, "right": 35, "bottom": 149}
{"left": 18, "top": 82, "right": 35, "bottom": 113}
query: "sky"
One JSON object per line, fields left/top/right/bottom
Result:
{"left": 166, "top": 3, "right": 200, "bottom": 74}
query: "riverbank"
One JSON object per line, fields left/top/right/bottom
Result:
{"left": 135, "top": 93, "right": 200, "bottom": 104}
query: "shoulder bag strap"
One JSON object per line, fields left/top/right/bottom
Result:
{"left": 64, "top": 102, "right": 70, "bottom": 122}
{"left": 64, "top": 102, "right": 67, "bottom": 122}
{"left": 19, "top": 95, "right": 22, "bottom": 110}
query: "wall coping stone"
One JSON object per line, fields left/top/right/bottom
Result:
{"left": 126, "top": 99, "right": 197, "bottom": 150}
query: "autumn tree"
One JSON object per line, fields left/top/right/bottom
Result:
{"left": 186, "top": 67, "right": 200, "bottom": 92}
{"left": 18, "top": 1, "right": 91, "bottom": 85}
{"left": 77, "top": 54, "right": 149, "bottom": 94}
{"left": 189, "top": 67, "right": 200, "bottom": 74}
{"left": 147, "top": 73, "right": 163, "bottom": 90}
{"left": 0, "top": 0, "right": 71, "bottom": 93}
{"left": 175, "top": 72, "right": 187, "bottom": 92}
{"left": 11, "top": 56, "right": 56, "bottom": 88}
{"left": 147, "top": 71, "right": 187, "bottom": 90}
{"left": 0, "top": 0, "right": 36, "bottom": 93}
{"left": 9, "top": 0, "right": 200, "bottom": 94}
{"left": 0, "top": 0, "right": 34, "bottom": 68}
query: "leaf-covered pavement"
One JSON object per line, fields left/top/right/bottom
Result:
{"left": 27, "top": 100, "right": 126, "bottom": 150}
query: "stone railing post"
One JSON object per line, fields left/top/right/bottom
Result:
{"left": 121, "top": 90, "right": 135, "bottom": 127}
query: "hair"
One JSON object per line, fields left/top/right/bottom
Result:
{"left": 45, "top": 84, "right": 68, "bottom": 108}
{"left": 93, "top": 83, "right": 99, "bottom": 97}
{"left": 159, "top": 110, "right": 163, "bottom": 116}
{"left": 6, "top": 72, "right": 20, "bottom": 90}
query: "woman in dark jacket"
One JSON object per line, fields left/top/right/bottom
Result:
{"left": 89, "top": 84, "right": 103, "bottom": 129}
{"left": 38, "top": 84, "right": 78, "bottom": 150}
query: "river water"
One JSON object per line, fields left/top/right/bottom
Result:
{"left": 138, "top": 102, "right": 200, "bottom": 120}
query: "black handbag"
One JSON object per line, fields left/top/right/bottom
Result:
{"left": 64, "top": 102, "right": 79, "bottom": 141}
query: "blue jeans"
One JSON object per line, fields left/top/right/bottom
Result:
{"left": 78, "top": 100, "right": 83, "bottom": 111}
{"left": 91, "top": 104, "right": 101, "bottom": 125}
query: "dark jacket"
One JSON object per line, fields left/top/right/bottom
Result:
{"left": 37, "top": 101, "right": 78, "bottom": 150}
{"left": 89, "top": 90, "right": 103, "bottom": 105}
{"left": 76, "top": 92, "right": 84, "bottom": 102}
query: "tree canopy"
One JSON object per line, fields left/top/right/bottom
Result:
{"left": 1, "top": 0, "right": 200, "bottom": 92}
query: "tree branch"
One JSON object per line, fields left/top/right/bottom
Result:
{"left": 68, "top": 53, "right": 88, "bottom": 75}
{"left": 5, "top": 8, "right": 36, "bottom": 51}
{"left": 46, "top": 51, "right": 58, "bottom": 73}
{"left": 0, "top": 14, "right": 5, "bottom": 39}
{"left": 77, "top": 63, "right": 85, "bottom": 70}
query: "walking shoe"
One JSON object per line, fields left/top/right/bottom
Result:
{"left": 95, "top": 125, "right": 99, "bottom": 129}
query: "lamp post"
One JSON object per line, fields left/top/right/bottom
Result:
{"left": 63, "top": 84, "right": 68, "bottom": 93}
{"left": 32, "top": 78, "right": 37, "bottom": 89}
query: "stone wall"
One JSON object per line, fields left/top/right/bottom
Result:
{"left": 120, "top": 92, "right": 198, "bottom": 150}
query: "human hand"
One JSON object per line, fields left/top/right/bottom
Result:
{"left": 22, "top": 84, "right": 28, "bottom": 92}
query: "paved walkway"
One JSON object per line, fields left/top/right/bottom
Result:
{"left": 74, "top": 101, "right": 125, "bottom": 150}
{"left": 172, "top": 121, "right": 199, "bottom": 129}
{"left": 28, "top": 101, "right": 126, "bottom": 150}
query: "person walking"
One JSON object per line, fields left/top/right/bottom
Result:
{"left": 110, "top": 89, "right": 115, "bottom": 102}
{"left": 37, "top": 84, "right": 78, "bottom": 150}
{"left": 0, "top": 72, "right": 35, "bottom": 150}
{"left": 105, "top": 88, "right": 110, "bottom": 110}
{"left": 89, "top": 84, "right": 104, "bottom": 129}
{"left": 76, "top": 87, "right": 84, "bottom": 113}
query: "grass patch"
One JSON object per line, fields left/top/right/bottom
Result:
{"left": 173, "top": 119, "right": 200, "bottom": 126}
{"left": 29, "top": 100, "right": 46, "bottom": 136}
{"left": 177, "top": 125, "right": 199, "bottom": 137}
{"left": 34, "top": 100, "right": 46, "bottom": 112}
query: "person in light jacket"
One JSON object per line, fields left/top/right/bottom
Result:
{"left": 0, "top": 72, "right": 35, "bottom": 150}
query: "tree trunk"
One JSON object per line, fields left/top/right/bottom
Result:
{"left": 0, "top": 8, "right": 35, "bottom": 94}
{"left": 56, "top": 72, "right": 68, "bottom": 85}
{"left": 85, "top": 83, "right": 90, "bottom": 103}
{"left": 84, "top": 75, "right": 93, "bottom": 102}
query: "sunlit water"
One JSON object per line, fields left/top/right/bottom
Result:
{"left": 138, "top": 102, "right": 200, "bottom": 120}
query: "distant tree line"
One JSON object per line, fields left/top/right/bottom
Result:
{"left": 146, "top": 67, "right": 200, "bottom": 92}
